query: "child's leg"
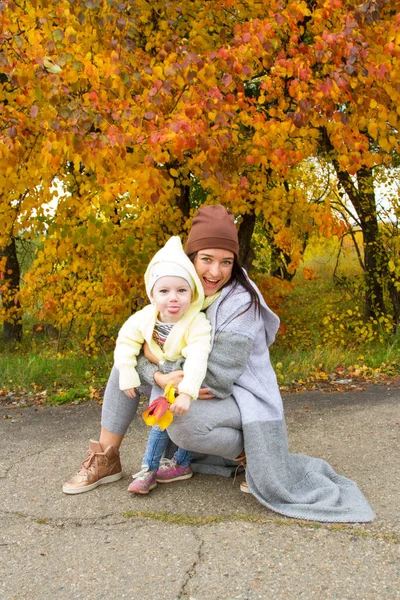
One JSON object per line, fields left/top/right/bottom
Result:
{"left": 173, "top": 447, "right": 192, "bottom": 468}
{"left": 142, "top": 425, "right": 169, "bottom": 472}
{"left": 155, "top": 446, "right": 193, "bottom": 483}
{"left": 128, "top": 426, "right": 169, "bottom": 494}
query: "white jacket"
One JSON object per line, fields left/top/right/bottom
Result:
{"left": 114, "top": 237, "right": 211, "bottom": 400}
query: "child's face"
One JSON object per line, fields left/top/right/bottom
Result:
{"left": 151, "top": 276, "right": 192, "bottom": 323}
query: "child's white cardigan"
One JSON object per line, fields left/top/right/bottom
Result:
{"left": 114, "top": 235, "right": 211, "bottom": 401}
{"left": 114, "top": 304, "right": 210, "bottom": 400}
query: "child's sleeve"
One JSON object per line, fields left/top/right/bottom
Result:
{"left": 114, "top": 313, "right": 145, "bottom": 391}
{"left": 177, "top": 313, "right": 212, "bottom": 400}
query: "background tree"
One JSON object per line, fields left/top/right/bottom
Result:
{"left": 1, "top": 0, "right": 398, "bottom": 344}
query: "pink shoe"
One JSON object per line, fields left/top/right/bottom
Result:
{"left": 155, "top": 459, "right": 193, "bottom": 483}
{"left": 128, "top": 469, "right": 157, "bottom": 494}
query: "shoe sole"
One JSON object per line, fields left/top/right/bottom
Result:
{"left": 156, "top": 472, "right": 193, "bottom": 483}
{"left": 62, "top": 472, "right": 123, "bottom": 495}
{"left": 128, "top": 482, "right": 157, "bottom": 495}
{"left": 240, "top": 482, "right": 251, "bottom": 494}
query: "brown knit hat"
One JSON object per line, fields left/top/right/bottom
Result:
{"left": 185, "top": 205, "right": 239, "bottom": 256}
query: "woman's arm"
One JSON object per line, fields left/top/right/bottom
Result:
{"left": 135, "top": 352, "right": 159, "bottom": 386}
{"left": 202, "top": 301, "right": 262, "bottom": 398}
{"left": 136, "top": 352, "right": 185, "bottom": 388}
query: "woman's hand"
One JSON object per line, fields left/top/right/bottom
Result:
{"left": 154, "top": 369, "right": 184, "bottom": 389}
{"left": 143, "top": 341, "right": 159, "bottom": 365}
{"left": 124, "top": 388, "right": 137, "bottom": 399}
{"left": 198, "top": 387, "right": 215, "bottom": 399}
{"left": 170, "top": 393, "right": 191, "bottom": 415}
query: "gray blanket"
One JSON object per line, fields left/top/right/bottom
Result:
{"left": 197, "top": 279, "right": 374, "bottom": 522}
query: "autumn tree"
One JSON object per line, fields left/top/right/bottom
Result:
{"left": 1, "top": 0, "right": 399, "bottom": 344}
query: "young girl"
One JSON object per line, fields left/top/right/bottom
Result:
{"left": 113, "top": 236, "right": 211, "bottom": 494}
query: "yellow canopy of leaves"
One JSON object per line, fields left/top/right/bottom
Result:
{"left": 0, "top": 0, "right": 399, "bottom": 342}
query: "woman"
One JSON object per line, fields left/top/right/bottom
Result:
{"left": 63, "top": 205, "right": 374, "bottom": 523}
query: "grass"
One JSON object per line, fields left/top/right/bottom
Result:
{"left": 268, "top": 241, "right": 399, "bottom": 385}
{"left": 121, "top": 510, "right": 400, "bottom": 543}
{"left": 270, "top": 276, "right": 399, "bottom": 385}
{"left": 271, "top": 341, "right": 399, "bottom": 388}
{"left": 0, "top": 319, "right": 397, "bottom": 405}
{"left": 0, "top": 241, "right": 399, "bottom": 403}
{"left": 0, "top": 343, "right": 111, "bottom": 404}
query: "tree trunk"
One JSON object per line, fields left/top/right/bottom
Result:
{"left": 175, "top": 183, "right": 191, "bottom": 219}
{"left": 332, "top": 164, "right": 386, "bottom": 318}
{"left": 1, "top": 237, "right": 22, "bottom": 342}
{"left": 238, "top": 211, "right": 256, "bottom": 272}
{"left": 269, "top": 243, "right": 296, "bottom": 281}
{"left": 263, "top": 220, "right": 298, "bottom": 282}
{"left": 320, "top": 129, "right": 388, "bottom": 319}
{"left": 355, "top": 167, "right": 386, "bottom": 317}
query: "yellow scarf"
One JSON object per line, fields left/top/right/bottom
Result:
{"left": 202, "top": 291, "right": 222, "bottom": 310}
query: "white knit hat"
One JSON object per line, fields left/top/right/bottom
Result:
{"left": 148, "top": 261, "right": 195, "bottom": 293}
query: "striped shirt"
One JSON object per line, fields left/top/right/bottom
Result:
{"left": 152, "top": 320, "right": 175, "bottom": 350}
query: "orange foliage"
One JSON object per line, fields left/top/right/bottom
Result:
{"left": 303, "top": 267, "right": 317, "bottom": 281}
{"left": 0, "top": 1, "right": 399, "bottom": 344}
{"left": 253, "top": 275, "right": 294, "bottom": 317}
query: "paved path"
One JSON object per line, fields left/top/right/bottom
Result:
{"left": 1, "top": 385, "right": 399, "bottom": 599}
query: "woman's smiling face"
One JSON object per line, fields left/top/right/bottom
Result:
{"left": 193, "top": 249, "right": 235, "bottom": 296}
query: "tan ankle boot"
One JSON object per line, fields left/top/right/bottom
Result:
{"left": 63, "top": 440, "right": 122, "bottom": 494}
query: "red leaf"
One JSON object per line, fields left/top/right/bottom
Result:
{"left": 222, "top": 73, "right": 232, "bottom": 88}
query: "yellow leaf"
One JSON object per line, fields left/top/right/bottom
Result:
{"left": 367, "top": 121, "right": 378, "bottom": 139}
{"left": 164, "top": 383, "right": 176, "bottom": 404}
{"left": 43, "top": 57, "right": 62, "bottom": 74}
{"left": 156, "top": 410, "right": 173, "bottom": 431}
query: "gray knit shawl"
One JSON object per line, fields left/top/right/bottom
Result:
{"left": 201, "top": 278, "right": 375, "bottom": 523}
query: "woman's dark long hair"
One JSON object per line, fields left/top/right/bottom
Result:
{"left": 229, "top": 257, "right": 261, "bottom": 316}
{"left": 188, "top": 252, "right": 261, "bottom": 317}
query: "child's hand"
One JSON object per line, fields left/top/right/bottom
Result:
{"left": 170, "top": 393, "right": 191, "bottom": 415}
{"left": 124, "top": 388, "right": 137, "bottom": 399}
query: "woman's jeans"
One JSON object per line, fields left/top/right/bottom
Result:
{"left": 142, "top": 425, "right": 192, "bottom": 472}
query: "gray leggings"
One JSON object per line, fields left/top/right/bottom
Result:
{"left": 101, "top": 366, "right": 243, "bottom": 459}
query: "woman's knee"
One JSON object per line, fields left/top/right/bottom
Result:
{"left": 101, "top": 366, "right": 138, "bottom": 435}
{"left": 167, "top": 397, "right": 243, "bottom": 454}
{"left": 167, "top": 413, "right": 197, "bottom": 449}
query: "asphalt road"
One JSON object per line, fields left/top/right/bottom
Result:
{"left": 1, "top": 384, "right": 399, "bottom": 599}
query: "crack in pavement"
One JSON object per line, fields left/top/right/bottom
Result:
{"left": 2, "top": 510, "right": 399, "bottom": 544}
{"left": 177, "top": 530, "right": 204, "bottom": 599}
{"left": 1, "top": 511, "right": 136, "bottom": 530}
{"left": 0, "top": 447, "right": 53, "bottom": 479}
{"left": 121, "top": 510, "right": 400, "bottom": 544}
